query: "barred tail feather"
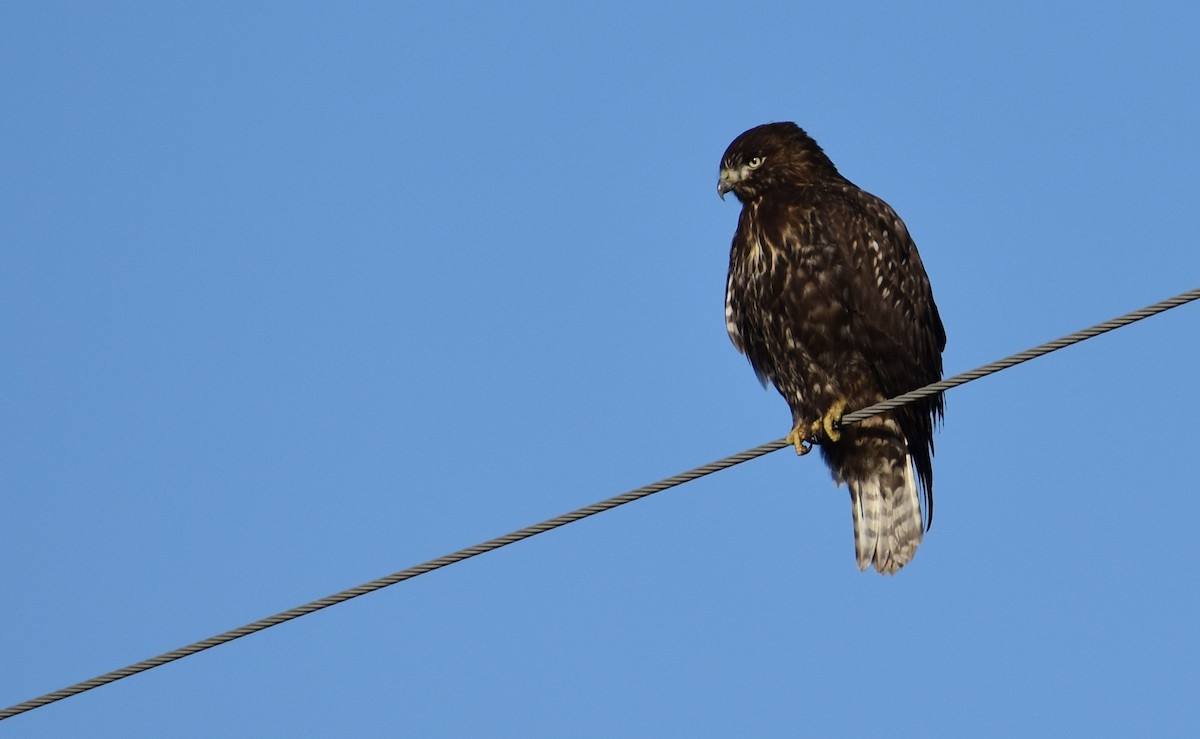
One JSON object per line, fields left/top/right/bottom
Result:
{"left": 847, "top": 450, "right": 924, "bottom": 575}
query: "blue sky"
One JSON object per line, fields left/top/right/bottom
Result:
{"left": 3, "top": 2, "right": 1199, "bottom": 736}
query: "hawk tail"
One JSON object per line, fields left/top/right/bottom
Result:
{"left": 837, "top": 421, "right": 925, "bottom": 574}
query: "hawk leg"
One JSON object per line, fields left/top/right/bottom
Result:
{"left": 819, "top": 398, "right": 847, "bottom": 443}
{"left": 787, "top": 398, "right": 848, "bottom": 456}
{"left": 786, "top": 424, "right": 814, "bottom": 456}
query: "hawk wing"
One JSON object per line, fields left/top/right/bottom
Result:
{"left": 831, "top": 185, "right": 945, "bottom": 404}
{"left": 817, "top": 185, "right": 946, "bottom": 520}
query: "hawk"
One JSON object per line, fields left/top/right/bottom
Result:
{"left": 718, "top": 122, "right": 946, "bottom": 574}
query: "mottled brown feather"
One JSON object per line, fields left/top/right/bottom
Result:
{"left": 720, "top": 122, "right": 945, "bottom": 571}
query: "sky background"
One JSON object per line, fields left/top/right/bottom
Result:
{"left": 3, "top": 2, "right": 1199, "bottom": 736}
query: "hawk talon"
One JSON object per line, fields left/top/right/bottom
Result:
{"left": 786, "top": 427, "right": 814, "bottom": 456}
{"left": 820, "top": 398, "right": 847, "bottom": 443}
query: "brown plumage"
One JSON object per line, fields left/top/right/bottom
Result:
{"left": 718, "top": 122, "right": 945, "bottom": 574}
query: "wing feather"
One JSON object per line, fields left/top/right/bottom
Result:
{"left": 820, "top": 186, "right": 945, "bottom": 524}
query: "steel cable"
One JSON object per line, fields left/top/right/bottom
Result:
{"left": 2, "top": 286, "right": 1196, "bottom": 722}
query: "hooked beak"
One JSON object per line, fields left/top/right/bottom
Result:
{"left": 717, "top": 168, "right": 737, "bottom": 200}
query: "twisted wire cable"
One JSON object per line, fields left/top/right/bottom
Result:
{"left": 2, "top": 286, "right": 1196, "bottom": 723}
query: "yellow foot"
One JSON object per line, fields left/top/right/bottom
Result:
{"left": 786, "top": 425, "right": 813, "bottom": 456}
{"left": 787, "top": 399, "right": 848, "bottom": 455}
{"left": 819, "top": 398, "right": 847, "bottom": 443}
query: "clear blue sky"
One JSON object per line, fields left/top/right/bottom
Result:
{"left": 3, "top": 2, "right": 1199, "bottom": 736}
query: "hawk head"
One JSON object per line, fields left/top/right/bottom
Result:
{"left": 718, "top": 122, "right": 841, "bottom": 202}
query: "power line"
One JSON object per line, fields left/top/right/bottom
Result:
{"left": 2, "top": 286, "right": 1197, "bottom": 723}
{"left": 841, "top": 287, "right": 1200, "bottom": 425}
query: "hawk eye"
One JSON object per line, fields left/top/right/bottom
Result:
{"left": 747, "top": 156, "right": 764, "bottom": 169}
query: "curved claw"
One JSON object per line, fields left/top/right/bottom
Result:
{"left": 821, "top": 398, "right": 847, "bottom": 443}
{"left": 786, "top": 427, "right": 813, "bottom": 456}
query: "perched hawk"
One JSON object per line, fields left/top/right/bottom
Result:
{"left": 718, "top": 122, "right": 945, "bottom": 574}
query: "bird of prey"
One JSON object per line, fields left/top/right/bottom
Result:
{"left": 718, "top": 122, "right": 946, "bottom": 574}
